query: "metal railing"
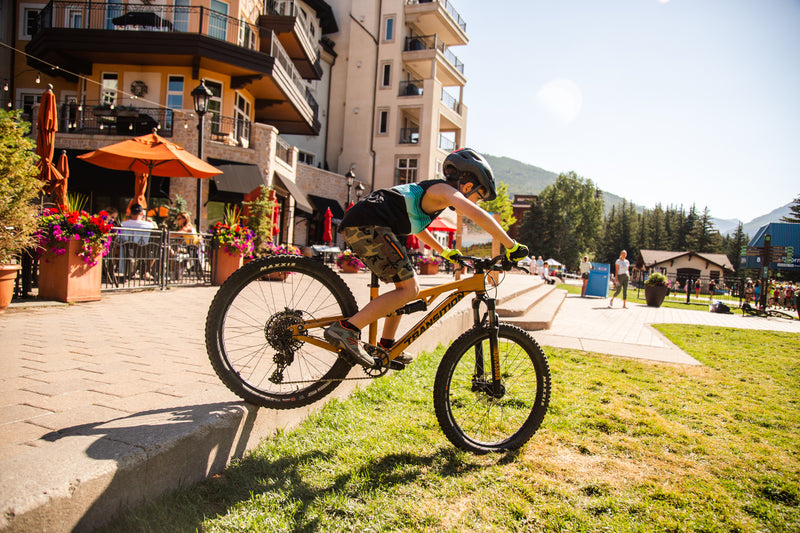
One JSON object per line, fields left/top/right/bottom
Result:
{"left": 275, "top": 136, "right": 291, "bottom": 163}
{"left": 631, "top": 273, "right": 746, "bottom": 308}
{"left": 404, "top": 34, "right": 465, "bottom": 75}
{"left": 405, "top": 0, "right": 467, "bottom": 33}
{"left": 264, "top": 0, "right": 321, "bottom": 63}
{"left": 440, "top": 88, "right": 461, "bottom": 113}
{"left": 208, "top": 114, "right": 252, "bottom": 148}
{"left": 36, "top": 2, "right": 261, "bottom": 52}
{"left": 266, "top": 30, "right": 320, "bottom": 120}
{"left": 399, "top": 80, "right": 424, "bottom": 97}
{"left": 400, "top": 127, "right": 420, "bottom": 144}
{"left": 438, "top": 133, "right": 456, "bottom": 151}
{"left": 60, "top": 101, "right": 174, "bottom": 136}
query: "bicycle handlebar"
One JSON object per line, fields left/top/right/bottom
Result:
{"left": 453, "top": 254, "right": 528, "bottom": 274}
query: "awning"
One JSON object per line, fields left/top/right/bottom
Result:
{"left": 308, "top": 194, "right": 345, "bottom": 223}
{"left": 429, "top": 216, "right": 457, "bottom": 233}
{"left": 210, "top": 161, "right": 264, "bottom": 194}
{"left": 273, "top": 173, "right": 314, "bottom": 214}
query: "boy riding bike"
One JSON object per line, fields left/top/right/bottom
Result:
{"left": 324, "top": 148, "right": 529, "bottom": 367}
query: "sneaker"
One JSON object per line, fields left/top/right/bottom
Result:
{"left": 325, "top": 321, "right": 375, "bottom": 367}
{"left": 395, "top": 351, "right": 414, "bottom": 365}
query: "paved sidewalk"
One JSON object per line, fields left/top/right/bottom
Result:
{"left": 1, "top": 276, "right": 797, "bottom": 532}
{"left": 533, "top": 293, "right": 800, "bottom": 365}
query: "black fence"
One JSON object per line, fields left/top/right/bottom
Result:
{"left": 631, "top": 273, "right": 746, "bottom": 307}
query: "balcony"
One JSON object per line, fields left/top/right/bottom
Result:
{"left": 28, "top": 1, "right": 320, "bottom": 135}
{"left": 403, "top": 34, "right": 466, "bottom": 86}
{"left": 404, "top": 0, "right": 467, "bottom": 46}
{"left": 59, "top": 101, "right": 174, "bottom": 137}
{"left": 400, "top": 127, "right": 420, "bottom": 145}
{"left": 399, "top": 79, "right": 424, "bottom": 97}
{"left": 440, "top": 87, "right": 461, "bottom": 114}
{"left": 259, "top": 0, "right": 323, "bottom": 80}
{"left": 438, "top": 132, "right": 457, "bottom": 152}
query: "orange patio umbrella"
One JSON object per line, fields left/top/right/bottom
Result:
{"left": 268, "top": 189, "right": 280, "bottom": 237}
{"left": 77, "top": 130, "right": 221, "bottom": 213}
{"left": 53, "top": 150, "right": 69, "bottom": 208}
{"left": 36, "top": 86, "right": 65, "bottom": 208}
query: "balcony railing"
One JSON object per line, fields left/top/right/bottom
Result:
{"left": 405, "top": 0, "right": 467, "bottom": 32}
{"left": 208, "top": 114, "right": 252, "bottom": 149}
{"left": 264, "top": 0, "right": 321, "bottom": 63}
{"left": 60, "top": 101, "right": 174, "bottom": 136}
{"left": 275, "top": 136, "right": 291, "bottom": 163}
{"left": 36, "top": 1, "right": 261, "bottom": 52}
{"left": 438, "top": 133, "right": 457, "bottom": 152}
{"left": 266, "top": 30, "right": 320, "bottom": 120}
{"left": 440, "top": 88, "right": 461, "bottom": 114}
{"left": 400, "top": 127, "right": 420, "bottom": 144}
{"left": 399, "top": 80, "right": 424, "bottom": 97}
{"left": 404, "top": 34, "right": 465, "bottom": 75}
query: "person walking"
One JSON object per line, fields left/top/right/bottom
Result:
{"left": 609, "top": 250, "right": 630, "bottom": 308}
{"left": 579, "top": 256, "right": 591, "bottom": 297}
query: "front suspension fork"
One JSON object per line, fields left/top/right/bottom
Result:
{"left": 472, "top": 295, "right": 504, "bottom": 398}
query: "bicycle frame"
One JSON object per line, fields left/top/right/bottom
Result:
{"left": 291, "top": 267, "right": 500, "bottom": 376}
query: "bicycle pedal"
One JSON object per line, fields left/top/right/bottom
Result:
{"left": 389, "top": 360, "right": 407, "bottom": 371}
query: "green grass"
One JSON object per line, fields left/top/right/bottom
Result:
{"left": 103, "top": 327, "right": 800, "bottom": 532}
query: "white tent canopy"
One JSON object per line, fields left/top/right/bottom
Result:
{"left": 545, "top": 258, "right": 562, "bottom": 267}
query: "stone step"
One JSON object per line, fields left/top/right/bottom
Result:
{"left": 497, "top": 281, "right": 556, "bottom": 317}
{"left": 503, "top": 288, "right": 567, "bottom": 331}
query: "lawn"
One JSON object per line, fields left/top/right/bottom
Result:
{"left": 103, "top": 326, "right": 799, "bottom": 532}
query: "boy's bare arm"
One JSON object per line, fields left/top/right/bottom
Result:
{"left": 416, "top": 229, "right": 443, "bottom": 253}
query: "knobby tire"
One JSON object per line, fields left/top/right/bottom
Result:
{"left": 433, "top": 323, "right": 551, "bottom": 454}
{"left": 205, "top": 255, "right": 358, "bottom": 409}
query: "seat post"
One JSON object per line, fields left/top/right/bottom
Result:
{"left": 368, "top": 272, "right": 380, "bottom": 345}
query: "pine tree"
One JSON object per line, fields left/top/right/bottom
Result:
{"left": 781, "top": 194, "right": 800, "bottom": 223}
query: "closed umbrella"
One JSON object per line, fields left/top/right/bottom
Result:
{"left": 322, "top": 207, "right": 333, "bottom": 244}
{"left": 77, "top": 130, "right": 221, "bottom": 212}
{"left": 406, "top": 235, "right": 420, "bottom": 250}
{"left": 53, "top": 150, "right": 69, "bottom": 209}
{"left": 269, "top": 189, "right": 280, "bottom": 237}
{"left": 36, "top": 86, "right": 65, "bottom": 207}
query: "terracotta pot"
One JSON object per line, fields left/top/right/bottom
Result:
{"left": 0, "top": 264, "right": 21, "bottom": 313}
{"left": 644, "top": 284, "right": 668, "bottom": 307}
{"left": 419, "top": 262, "right": 440, "bottom": 275}
{"left": 340, "top": 263, "right": 359, "bottom": 274}
{"left": 38, "top": 240, "right": 102, "bottom": 303}
{"left": 213, "top": 249, "right": 243, "bottom": 285}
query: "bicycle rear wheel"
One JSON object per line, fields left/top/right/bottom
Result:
{"left": 766, "top": 309, "right": 795, "bottom": 320}
{"left": 205, "top": 255, "right": 358, "bottom": 409}
{"left": 433, "top": 323, "right": 551, "bottom": 454}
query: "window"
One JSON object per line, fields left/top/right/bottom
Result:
{"left": 381, "top": 63, "right": 391, "bottom": 88}
{"left": 166, "top": 76, "right": 184, "bottom": 109}
{"left": 377, "top": 109, "right": 389, "bottom": 135}
{"left": 173, "top": 0, "right": 190, "bottom": 32}
{"left": 436, "top": 160, "right": 443, "bottom": 179}
{"left": 238, "top": 17, "right": 255, "bottom": 49}
{"left": 384, "top": 16, "right": 394, "bottom": 41}
{"left": 209, "top": 0, "right": 229, "bottom": 41}
{"left": 234, "top": 92, "right": 251, "bottom": 144}
{"left": 20, "top": 93, "right": 42, "bottom": 118}
{"left": 105, "top": 0, "right": 122, "bottom": 30}
{"left": 101, "top": 73, "right": 118, "bottom": 106}
{"left": 66, "top": 7, "right": 82, "bottom": 28}
{"left": 297, "top": 151, "right": 315, "bottom": 166}
{"left": 396, "top": 158, "right": 417, "bottom": 185}
{"left": 19, "top": 4, "right": 45, "bottom": 39}
{"left": 205, "top": 80, "right": 223, "bottom": 133}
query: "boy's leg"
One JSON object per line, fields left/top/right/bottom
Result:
{"left": 348, "top": 277, "right": 419, "bottom": 331}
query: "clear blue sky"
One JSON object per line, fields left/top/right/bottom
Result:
{"left": 455, "top": 0, "right": 799, "bottom": 222}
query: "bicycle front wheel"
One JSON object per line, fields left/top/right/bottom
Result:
{"left": 433, "top": 323, "right": 551, "bottom": 454}
{"left": 766, "top": 309, "right": 795, "bottom": 320}
{"left": 205, "top": 255, "right": 358, "bottom": 409}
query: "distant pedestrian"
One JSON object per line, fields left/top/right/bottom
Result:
{"left": 695, "top": 278, "right": 701, "bottom": 298}
{"left": 708, "top": 279, "right": 716, "bottom": 301}
{"left": 609, "top": 250, "right": 630, "bottom": 309}
{"left": 686, "top": 278, "right": 691, "bottom": 304}
{"left": 579, "top": 256, "right": 591, "bottom": 297}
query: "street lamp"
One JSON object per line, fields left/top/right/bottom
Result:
{"left": 345, "top": 167, "right": 356, "bottom": 206}
{"left": 191, "top": 79, "right": 213, "bottom": 229}
{"left": 355, "top": 182, "right": 365, "bottom": 201}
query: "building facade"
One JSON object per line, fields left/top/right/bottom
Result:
{"left": 2, "top": 0, "right": 472, "bottom": 246}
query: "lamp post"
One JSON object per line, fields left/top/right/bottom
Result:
{"left": 355, "top": 182, "right": 365, "bottom": 202}
{"left": 345, "top": 167, "right": 355, "bottom": 206}
{"left": 191, "top": 79, "right": 213, "bottom": 229}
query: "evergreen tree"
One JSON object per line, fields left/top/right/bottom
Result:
{"left": 781, "top": 194, "right": 800, "bottom": 222}
{"left": 688, "top": 207, "right": 721, "bottom": 253}
{"left": 725, "top": 222, "right": 749, "bottom": 271}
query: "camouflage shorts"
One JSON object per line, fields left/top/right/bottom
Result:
{"left": 341, "top": 226, "right": 415, "bottom": 283}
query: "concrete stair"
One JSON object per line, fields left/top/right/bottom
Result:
{"left": 496, "top": 279, "right": 567, "bottom": 330}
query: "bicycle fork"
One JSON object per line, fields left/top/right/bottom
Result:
{"left": 471, "top": 295, "right": 505, "bottom": 399}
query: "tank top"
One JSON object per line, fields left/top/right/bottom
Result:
{"left": 340, "top": 179, "right": 447, "bottom": 236}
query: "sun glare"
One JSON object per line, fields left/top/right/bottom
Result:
{"left": 536, "top": 79, "right": 583, "bottom": 124}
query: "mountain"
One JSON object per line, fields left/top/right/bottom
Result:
{"left": 482, "top": 153, "right": 634, "bottom": 216}
{"left": 481, "top": 153, "right": 793, "bottom": 235}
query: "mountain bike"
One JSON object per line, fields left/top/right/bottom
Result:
{"left": 205, "top": 254, "right": 551, "bottom": 454}
{"left": 740, "top": 302, "right": 795, "bottom": 320}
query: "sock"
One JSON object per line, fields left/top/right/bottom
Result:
{"left": 340, "top": 320, "right": 360, "bottom": 333}
{"left": 379, "top": 338, "right": 395, "bottom": 349}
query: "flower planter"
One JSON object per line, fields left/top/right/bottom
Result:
{"left": 340, "top": 263, "right": 360, "bottom": 274}
{"left": 419, "top": 262, "right": 440, "bottom": 275}
{"left": 0, "top": 264, "right": 21, "bottom": 313}
{"left": 213, "top": 249, "right": 243, "bottom": 285}
{"left": 38, "top": 240, "right": 102, "bottom": 303}
{"left": 644, "top": 284, "right": 668, "bottom": 307}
